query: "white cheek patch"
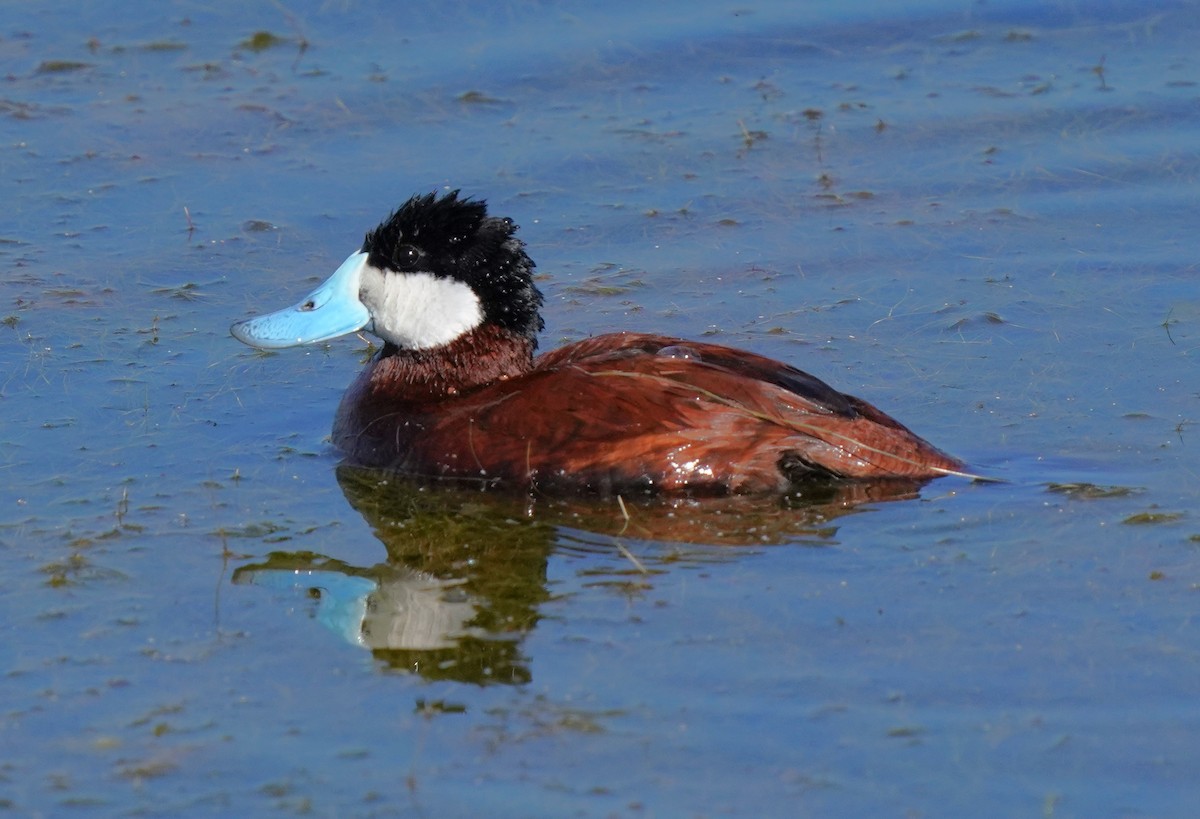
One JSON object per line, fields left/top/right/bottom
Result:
{"left": 358, "top": 267, "right": 483, "bottom": 350}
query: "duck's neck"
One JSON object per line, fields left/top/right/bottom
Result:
{"left": 365, "top": 323, "right": 536, "bottom": 401}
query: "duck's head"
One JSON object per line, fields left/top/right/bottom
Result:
{"left": 231, "top": 191, "right": 544, "bottom": 351}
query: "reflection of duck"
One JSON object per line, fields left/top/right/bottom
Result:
{"left": 231, "top": 466, "right": 946, "bottom": 685}
{"left": 232, "top": 190, "right": 968, "bottom": 493}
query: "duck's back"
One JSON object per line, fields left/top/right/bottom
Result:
{"left": 333, "top": 332, "right": 964, "bottom": 494}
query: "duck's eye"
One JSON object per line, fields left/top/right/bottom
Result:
{"left": 395, "top": 244, "right": 423, "bottom": 270}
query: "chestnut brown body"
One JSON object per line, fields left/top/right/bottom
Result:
{"left": 332, "top": 328, "right": 965, "bottom": 495}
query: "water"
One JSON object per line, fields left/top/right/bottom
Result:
{"left": 2, "top": 0, "right": 1199, "bottom": 815}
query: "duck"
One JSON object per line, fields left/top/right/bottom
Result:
{"left": 231, "top": 190, "right": 968, "bottom": 495}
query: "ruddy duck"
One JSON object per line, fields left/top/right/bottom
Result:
{"left": 232, "top": 191, "right": 967, "bottom": 494}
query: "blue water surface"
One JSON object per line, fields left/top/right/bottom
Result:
{"left": 2, "top": 0, "right": 1199, "bottom": 816}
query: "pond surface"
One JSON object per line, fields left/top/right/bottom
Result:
{"left": 3, "top": 0, "right": 1199, "bottom": 815}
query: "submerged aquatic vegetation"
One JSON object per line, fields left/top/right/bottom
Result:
{"left": 35, "top": 61, "right": 93, "bottom": 74}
